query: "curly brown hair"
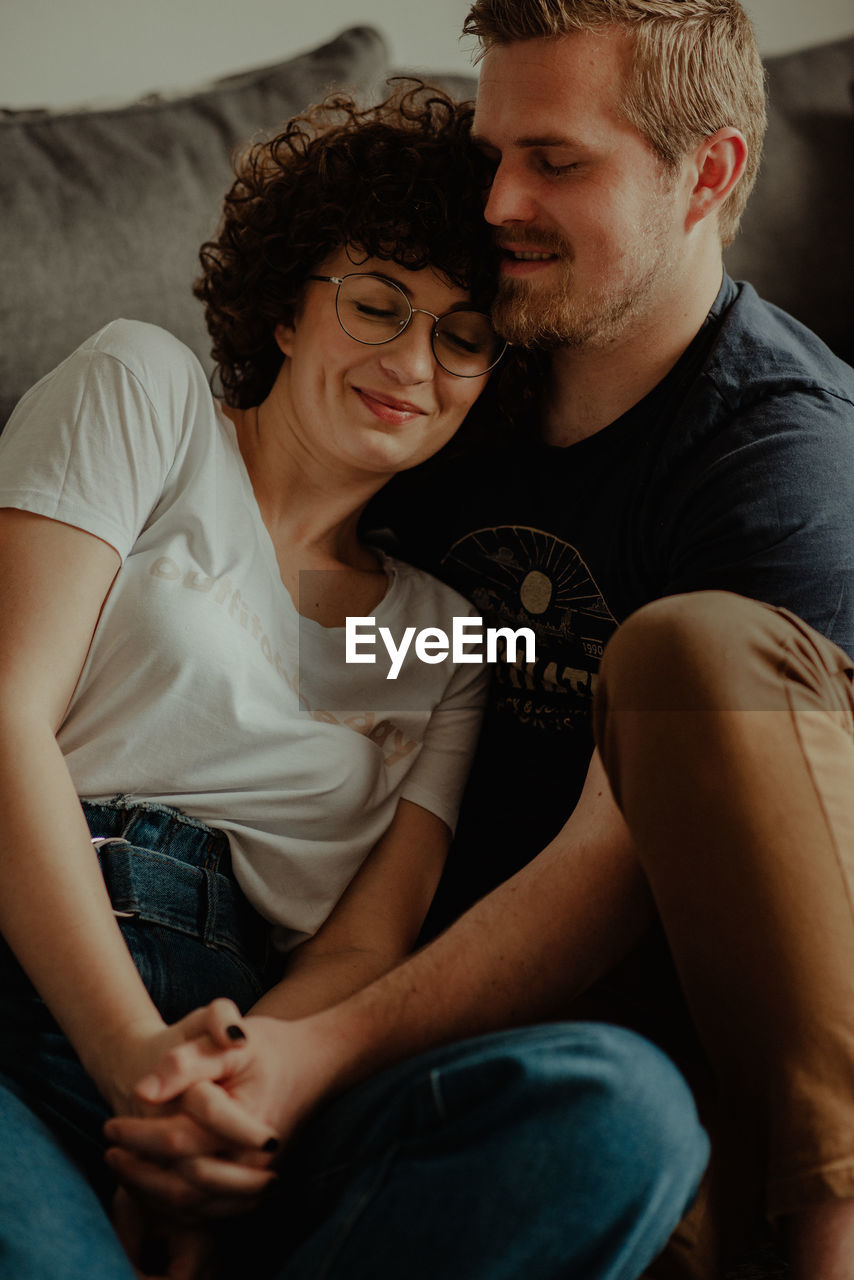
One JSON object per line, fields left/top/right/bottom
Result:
{"left": 195, "top": 82, "right": 500, "bottom": 408}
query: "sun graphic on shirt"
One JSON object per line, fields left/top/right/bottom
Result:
{"left": 442, "top": 526, "right": 616, "bottom": 637}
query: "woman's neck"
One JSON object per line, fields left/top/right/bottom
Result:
{"left": 224, "top": 402, "right": 387, "bottom": 573}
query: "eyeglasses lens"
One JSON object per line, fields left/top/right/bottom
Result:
{"left": 337, "top": 276, "right": 409, "bottom": 343}
{"left": 433, "top": 312, "right": 500, "bottom": 378}
{"left": 336, "top": 276, "right": 501, "bottom": 377}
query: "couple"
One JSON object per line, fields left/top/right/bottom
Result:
{"left": 3, "top": 3, "right": 854, "bottom": 1279}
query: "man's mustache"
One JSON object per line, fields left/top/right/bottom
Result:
{"left": 494, "top": 228, "right": 571, "bottom": 258}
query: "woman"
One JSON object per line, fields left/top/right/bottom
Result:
{"left": 0, "top": 84, "right": 504, "bottom": 1278}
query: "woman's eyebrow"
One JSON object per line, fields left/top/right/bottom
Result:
{"left": 360, "top": 269, "right": 414, "bottom": 297}
{"left": 366, "top": 271, "right": 471, "bottom": 311}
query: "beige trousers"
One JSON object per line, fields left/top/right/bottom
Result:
{"left": 593, "top": 591, "right": 854, "bottom": 1278}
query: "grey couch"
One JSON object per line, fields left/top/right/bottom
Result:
{"left": 1, "top": 21, "right": 852, "bottom": 1278}
{"left": 2, "top": 24, "right": 852, "bottom": 433}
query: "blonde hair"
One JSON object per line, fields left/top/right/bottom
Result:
{"left": 463, "top": 0, "right": 766, "bottom": 244}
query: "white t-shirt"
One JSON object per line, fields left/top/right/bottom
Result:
{"left": 0, "top": 320, "right": 487, "bottom": 947}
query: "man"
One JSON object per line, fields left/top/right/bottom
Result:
{"left": 106, "top": 3, "right": 854, "bottom": 1277}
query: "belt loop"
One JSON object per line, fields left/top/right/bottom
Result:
{"left": 92, "top": 837, "right": 138, "bottom": 919}
{"left": 202, "top": 839, "right": 220, "bottom": 946}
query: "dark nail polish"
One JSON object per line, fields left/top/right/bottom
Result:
{"left": 226, "top": 1024, "right": 246, "bottom": 1041}
{"left": 262, "top": 1137, "right": 280, "bottom": 1153}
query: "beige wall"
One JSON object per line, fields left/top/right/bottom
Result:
{"left": 4, "top": 0, "right": 853, "bottom": 110}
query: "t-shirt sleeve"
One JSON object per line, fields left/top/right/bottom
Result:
{"left": 0, "top": 320, "right": 189, "bottom": 559}
{"left": 399, "top": 619, "right": 490, "bottom": 834}
{"left": 660, "top": 388, "right": 854, "bottom": 655}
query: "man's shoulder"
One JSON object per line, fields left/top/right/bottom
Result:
{"left": 702, "top": 280, "right": 854, "bottom": 413}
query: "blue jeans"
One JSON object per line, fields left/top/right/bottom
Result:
{"left": 0, "top": 799, "right": 269, "bottom": 1280}
{"left": 242, "top": 1024, "right": 710, "bottom": 1280}
{"left": 0, "top": 800, "right": 709, "bottom": 1280}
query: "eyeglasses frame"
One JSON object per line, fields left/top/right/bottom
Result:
{"left": 307, "top": 273, "right": 507, "bottom": 377}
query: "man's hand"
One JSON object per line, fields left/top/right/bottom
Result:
{"left": 104, "top": 1011, "right": 338, "bottom": 1218}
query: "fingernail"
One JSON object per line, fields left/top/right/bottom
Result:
{"left": 226, "top": 1024, "right": 246, "bottom": 1041}
{"left": 262, "top": 1137, "right": 280, "bottom": 1153}
{"left": 135, "top": 1074, "right": 161, "bottom": 1100}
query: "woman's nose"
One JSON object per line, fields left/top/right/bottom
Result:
{"left": 376, "top": 315, "right": 436, "bottom": 384}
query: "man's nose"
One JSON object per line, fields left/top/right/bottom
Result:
{"left": 483, "top": 161, "right": 535, "bottom": 226}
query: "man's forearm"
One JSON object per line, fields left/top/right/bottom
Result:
{"left": 308, "top": 755, "right": 653, "bottom": 1093}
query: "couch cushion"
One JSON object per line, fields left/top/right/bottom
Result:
{"left": 390, "top": 69, "right": 477, "bottom": 102}
{"left": 0, "top": 26, "right": 390, "bottom": 427}
{"left": 725, "top": 34, "right": 854, "bottom": 365}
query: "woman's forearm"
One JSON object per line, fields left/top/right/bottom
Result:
{"left": 251, "top": 799, "right": 452, "bottom": 1021}
{"left": 0, "top": 712, "right": 164, "bottom": 1107}
{"left": 250, "top": 945, "right": 399, "bottom": 1021}
{"left": 0, "top": 511, "right": 169, "bottom": 1110}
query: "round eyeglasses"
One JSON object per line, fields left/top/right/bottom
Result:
{"left": 308, "top": 273, "right": 507, "bottom": 378}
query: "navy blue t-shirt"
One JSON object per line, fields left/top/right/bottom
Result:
{"left": 371, "top": 276, "right": 854, "bottom": 926}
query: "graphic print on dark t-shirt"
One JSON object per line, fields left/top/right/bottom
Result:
{"left": 441, "top": 525, "right": 617, "bottom": 733}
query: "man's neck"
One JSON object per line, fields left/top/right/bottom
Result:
{"left": 542, "top": 262, "right": 724, "bottom": 448}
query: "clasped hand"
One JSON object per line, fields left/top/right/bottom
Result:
{"left": 104, "top": 1002, "right": 319, "bottom": 1221}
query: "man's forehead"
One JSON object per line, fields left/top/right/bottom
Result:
{"left": 472, "top": 33, "right": 632, "bottom": 146}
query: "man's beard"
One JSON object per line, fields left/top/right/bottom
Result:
{"left": 492, "top": 215, "right": 675, "bottom": 350}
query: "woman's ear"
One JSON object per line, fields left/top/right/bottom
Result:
{"left": 274, "top": 322, "right": 294, "bottom": 357}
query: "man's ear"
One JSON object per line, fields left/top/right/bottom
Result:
{"left": 685, "top": 128, "right": 748, "bottom": 232}
{"left": 274, "top": 321, "right": 294, "bottom": 357}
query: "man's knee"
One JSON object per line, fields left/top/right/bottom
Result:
{"left": 440, "top": 1023, "right": 709, "bottom": 1206}
{"left": 557, "top": 1023, "right": 710, "bottom": 1204}
{"left": 598, "top": 590, "right": 804, "bottom": 713}
{"left": 523, "top": 1024, "right": 710, "bottom": 1272}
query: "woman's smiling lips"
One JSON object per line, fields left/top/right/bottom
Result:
{"left": 354, "top": 387, "right": 427, "bottom": 426}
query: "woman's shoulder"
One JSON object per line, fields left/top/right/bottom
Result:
{"left": 81, "top": 319, "right": 209, "bottom": 388}
{"left": 30, "top": 319, "right": 218, "bottom": 434}
{"left": 5, "top": 318, "right": 219, "bottom": 474}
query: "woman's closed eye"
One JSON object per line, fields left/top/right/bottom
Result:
{"left": 439, "top": 330, "right": 481, "bottom": 355}
{"left": 353, "top": 301, "right": 401, "bottom": 321}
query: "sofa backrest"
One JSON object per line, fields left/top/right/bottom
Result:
{"left": 0, "top": 26, "right": 392, "bottom": 428}
{"left": 725, "top": 33, "right": 854, "bottom": 366}
{"left": 2, "top": 27, "right": 851, "bottom": 429}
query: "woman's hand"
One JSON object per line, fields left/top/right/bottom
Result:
{"left": 112, "top": 1187, "right": 216, "bottom": 1280}
{"left": 104, "top": 799, "right": 453, "bottom": 1210}
{"left": 99, "top": 999, "right": 270, "bottom": 1120}
{"left": 103, "top": 1011, "right": 340, "bottom": 1217}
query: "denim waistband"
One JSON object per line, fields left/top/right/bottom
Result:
{"left": 82, "top": 797, "right": 269, "bottom": 969}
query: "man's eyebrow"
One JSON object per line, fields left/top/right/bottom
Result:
{"left": 471, "top": 132, "right": 585, "bottom": 151}
{"left": 518, "top": 135, "right": 582, "bottom": 149}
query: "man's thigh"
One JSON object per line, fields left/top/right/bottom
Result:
{"left": 235, "top": 1023, "right": 708, "bottom": 1280}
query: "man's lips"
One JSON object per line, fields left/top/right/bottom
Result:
{"left": 497, "top": 243, "right": 561, "bottom": 275}
{"left": 355, "top": 387, "right": 427, "bottom": 425}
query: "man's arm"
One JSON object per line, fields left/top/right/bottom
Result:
{"left": 300, "top": 748, "right": 651, "bottom": 1079}
{"left": 105, "top": 748, "right": 653, "bottom": 1210}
